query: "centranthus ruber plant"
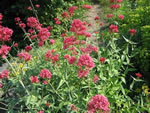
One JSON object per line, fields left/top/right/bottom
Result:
{"left": 0, "top": 0, "right": 147, "bottom": 113}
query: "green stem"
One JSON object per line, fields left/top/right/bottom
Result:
{"left": 19, "top": 80, "right": 30, "bottom": 95}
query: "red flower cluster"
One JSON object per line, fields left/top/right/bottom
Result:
{"left": 30, "top": 76, "right": 39, "bottom": 83}
{"left": 54, "top": 17, "right": 61, "bottom": 25}
{"left": 118, "top": 14, "right": 124, "bottom": 20}
{"left": 109, "top": 24, "right": 119, "bottom": 33}
{"left": 17, "top": 52, "right": 32, "bottom": 61}
{"left": 68, "top": 6, "right": 78, "bottom": 16}
{"left": 77, "top": 54, "right": 95, "bottom": 69}
{"left": 25, "top": 45, "right": 32, "bottom": 52}
{"left": 99, "top": 57, "right": 106, "bottom": 64}
{"left": 94, "top": 16, "right": 100, "bottom": 21}
{"left": 37, "top": 110, "right": 44, "bottom": 113}
{"left": 110, "top": 4, "right": 121, "bottom": 9}
{"left": 62, "top": 12, "right": 69, "bottom": 18}
{"left": 38, "top": 28, "right": 50, "bottom": 46}
{"left": 82, "top": 5, "right": 92, "bottom": 9}
{"left": 136, "top": 73, "right": 142, "bottom": 78}
{"left": 45, "top": 50, "right": 59, "bottom": 64}
{"left": 87, "top": 95, "right": 110, "bottom": 113}
{"left": 0, "top": 69, "right": 9, "bottom": 79}
{"left": 35, "top": 4, "right": 40, "bottom": 8}
{"left": 63, "top": 36, "right": 76, "bottom": 49}
{"left": 80, "top": 44, "right": 98, "bottom": 54}
{"left": 77, "top": 54, "right": 95, "bottom": 78}
{"left": 129, "top": 29, "right": 136, "bottom": 35}
{"left": 68, "top": 56, "right": 76, "bottom": 64}
{"left": 0, "top": 13, "right": 3, "bottom": 24}
{"left": 39, "top": 69, "right": 52, "bottom": 79}
{"left": 14, "top": 17, "right": 26, "bottom": 28}
{"left": 0, "top": 45, "right": 11, "bottom": 58}
{"left": 93, "top": 75, "right": 99, "bottom": 83}
{"left": 0, "top": 26, "right": 13, "bottom": 42}
{"left": 70, "top": 19, "right": 90, "bottom": 37}
{"left": 27, "top": 17, "right": 39, "bottom": 29}
{"left": 49, "top": 39, "right": 55, "bottom": 44}
{"left": 107, "top": 14, "right": 114, "bottom": 18}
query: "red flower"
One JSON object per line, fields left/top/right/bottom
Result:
{"left": 117, "top": 0, "right": 123, "bottom": 3}
{"left": 13, "top": 43, "right": 18, "bottom": 47}
{"left": 109, "top": 24, "right": 118, "bottom": 33}
{"left": 17, "top": 52, "right": 32, "bottom": 61}
{"left": 107, "top": 14, "right": 113, "bottom": 18}
{"left": 43, "top": 81, "right": 48, "bottom": 85}
{"left": 0, "top": 45, "right": 11, "bottom": 58}
{"left": 62, "top": 12, "right": 68, "bottom": 18}
{"left": 0, "top": 83, "right": 3, "bottom": 88}
{"left": 63, "top": 36, "right": 75, "bottom": 49}
{"left": 68, "top": 6, "right": 78, "bottom": 16}
{"left": 0, "top": 69, "right": 9, "bottom": 79}
{"left": 30, "top": 76, "right": 39, "bottom": 83}
{"left": 94, "top": 16, "right": 100, "bottom": 21}
{"left": 118, "top": 14, "right": 124, "bottom": 20}
{"left": 0, "top": 13, "right": 3, "bottom": 21}
{"left": 87, "top": 95, "right": 110, "bottom": 112}
{"left": 77, "top": 54, "right": 95, "bottom": 69}
{"left": 27, "top": 17, "right": 40, "bottom": 29}
{"left": 49, "top": 39, "right": 55, "bottom": 44}
{"left": 38, "top": 28, "right": 50, "bottom": 42}
{"left": 136, "top": 73, "right": 142, "bottom": 78}
{"left": 19, "top": 23, "right": 26, "bottom": 28}
{"left": 27, "top": 6, "right": 32, "bottom": 10}
{"left": 82, "top": 5, "right": 92, "bottom": 9}
{"left": 0, "top": 26, "right": 13, "bottom": 42}
{"left": 78, "top": 69, "right": 89, "bottom": 78}
{"left": 129, "top": 29, "right": 136, "bottom": 35}
{"left": 46, "top": 102, "right": 50, "bottom": 107}
{"left": 39, "top": 69, "right": 52, "bottom": 79}
{"left": 37, "top": 110, "right": 44, "bottom": 113}
{"left": 93, "top": 75, "right": 99, "bottom": 83}
{"left": 35, "top": 4, "right": 40, "bottom": 8}
{"left": 56, "top": 20, "right": 61, "bottom": 25}
{"left": 99, "top": 57, "right": 106, "bottom": 64}
{"left": 25, "top": 45, "right": 32, "bottom": 52}
{"left": 68, "top": 56, "right": 76, "bottom": 64}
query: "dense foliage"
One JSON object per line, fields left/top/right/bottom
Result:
{"left": 0, "top": 0, "right": 150, "bottom": 113}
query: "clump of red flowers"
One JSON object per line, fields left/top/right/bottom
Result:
{"left": 17, "top": 51, "right": 32, "bottom": 61}
{"left": 136, "top": 73, "right": 142, "bottom": 78}
{"left": 45, "top": 50, "right": 59, "bottom": 64}
{"left": 82, "top": 5, "right": 92, "bottom": 9}
{"left": 39, "top": 69, "right": 52, "bottom": 79}
{"left": 87, "top": 94, "right": 110, "bottom": 113}
{"left": 0, "top": 69, "right": 9, "bottom": 79}
{"left": 0, "top": 45, "right": 11, "bottom": 58}
{"left": 25, "top": 45, "right": 32, "bottom": 52}
{"left": 68, "top": 6, "right": 78, "bottom": 16}
{"left": 99, "top": 57, "right": 106, "bottom": 64}
{"left": 93, "top": 75, "right": 99, "bottom": 83}
{"left": 118, "top": 14, "right": 124, "bottom": 20}
{"left": 129, "top": 29, "right": 136, "bottom": 35}
{"left": 109, "top": 24, "right": 119, "bottom": 33}
{"left": 30, "top": 76, "right": 39, "bottom": 83}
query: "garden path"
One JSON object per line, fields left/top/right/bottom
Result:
{"left": 85, "top": 4, "right": 109, "bottom": 44}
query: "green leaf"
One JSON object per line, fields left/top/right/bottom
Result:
{"left": 122, "top": 35, "right": 137, "bottom": 44}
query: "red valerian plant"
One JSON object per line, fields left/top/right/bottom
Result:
{"left": 39, "top": 69, "right": 52, "bottom": 79}
{"left": 0, "top": 45, "right": 11, "bottom": 58}
{"left": 136, "top": 73, "right": 142, "bottom": 78}
{"left": 0, "top": 69, "right": 10, "bottom": 79}
{"left": 17, "top": 51, "right": 32, "bottom": 61}
{"left": 30, "top": 76, "right": 40, "bottom": 83}
{"left": 87, "top": 94, "right": 110, "bottom": 113}
{"left": 109, "top": 24, "right": 119, "bottom": 33}
{"left": 99, "top": 57, "right": 106, "bottom": 64}
{"left": 82, "top": 5, "right": 92, "bottom": 9}
{"left": 129, "top": 29, "right": 136, "bottom": 35}
{"left": 118, "top": 14, "right": 124, "bottom": 20}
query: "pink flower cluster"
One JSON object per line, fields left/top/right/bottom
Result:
{"left": 39, "top": 69, "right": 52, "bottom": 79}
{"left": 107, "top": 14, "right": 114, "bottom": 18}
{"left": 77, "top": 54, "right": 95, "bottom": 78}
{"left": 54, "top": 17, "right": 61, "bottom": 25}
{"left": 129, "top": 29, "right": 136, "bottom": 35}
{"left": 27, "top": 17, "right": 39, "bottom": 29}
{"left": 25, "top": 45, "right": 32, "bottom": 52}
{"left": 0, "top": 45, "right": 11, "bottom": 58}
{"left": 62, "top": 12, "right": 69, "bottom": 18}
{"left": 63, "top": 36, "right": 76, "bottom": 49}
{"left": 70, "top": 19, "right": 91, "bottom": 37}
{"left": 110, "top": 4, "right": 121, "bottom": 9}
{"left": 14, "top": 17, "right": 26, "bottom": 28}
{"left": 0, "top": 26, "right": 13, "bottom": 42}
{"left": 0, "top": 13, "right": 3, "bottom": 24}
{"left": 45, "top": 50, "right": 59, "bottom": 64}
{"left": 30, "top": 76, "right": 39, "bottom": 83}
{"left": 68, "top": 6, "right": 78, "bottom": 16}
{"left": 118, "top": 14, "right": 124, "bottom": 20}
{"left": 17, "top": 52, "right": 32, "bottom": 61}
{"left": 68, "top": 56, "right": 77, "bottom": 64}
{"left": 109, "top": 24, "right": 119, "bottom": 33}
{"left": 82, "top": 5, "right": 92, "bottom": 9}
{"left": 87, "top": 95, "right": 110, "bottom": 113}
{"left": 38, "top": 28, "right": 50, "bottom": 46}
{"left": 0, "top": 70, "right": 9, "bottom": 79}
{"left": 80, "top": 44, "right": 98, "bottom": 54}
